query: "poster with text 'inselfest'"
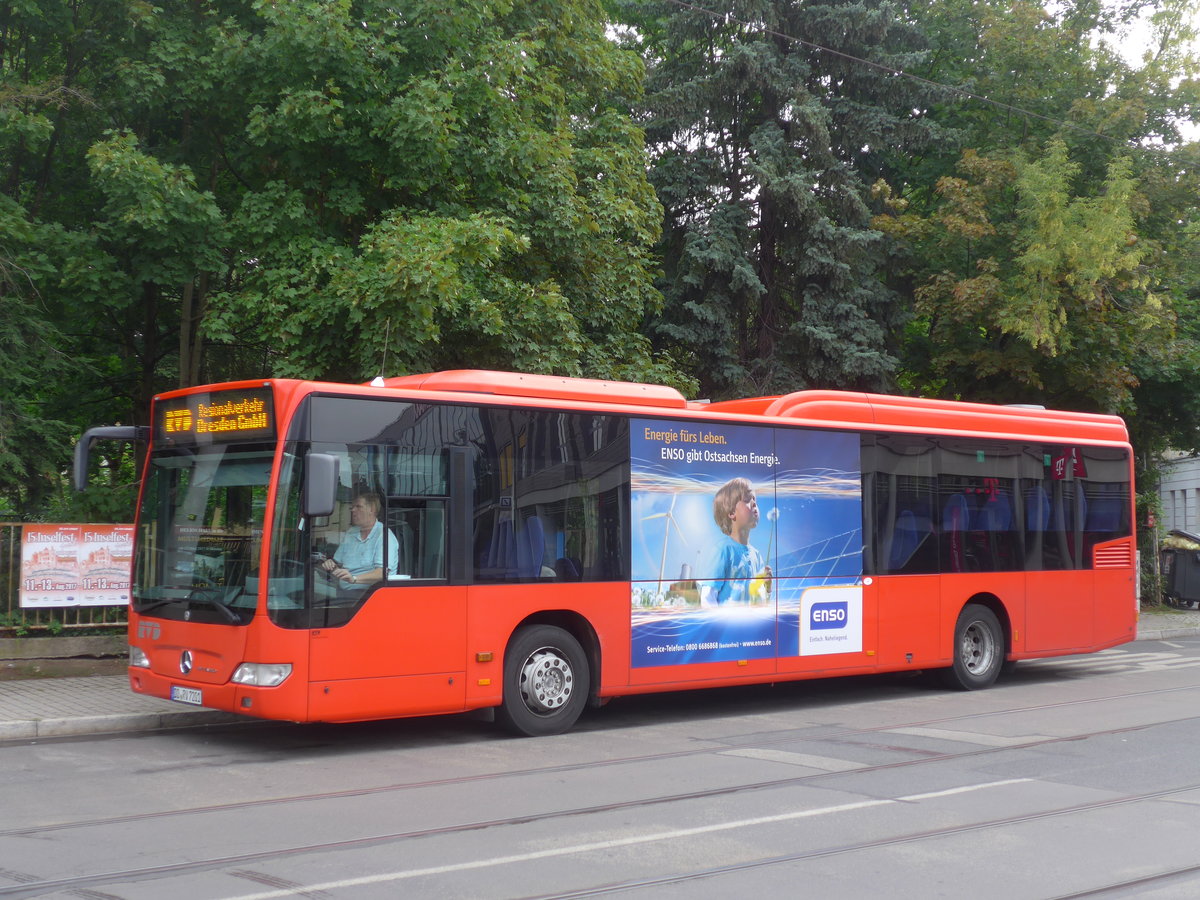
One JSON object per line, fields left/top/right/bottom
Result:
{"left": 19, "top": 524, "right": 133, "bottom": 608}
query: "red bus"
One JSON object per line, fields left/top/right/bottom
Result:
{"left": 75, "top": 370, "right": 1137, "bottom": 736}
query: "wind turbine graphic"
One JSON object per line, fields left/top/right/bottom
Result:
{"left": 764, "top": 505, "right": 779, "bottom": 561}
{"left": 642, "top": 493, "right": 688, "bottom": 602}
{"left": 751, "top": 505, "right": 780, "bottom": 603}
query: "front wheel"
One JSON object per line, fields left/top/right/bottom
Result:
{"left": 496, "top": 625, "right": 589, "bottom": 737}
{"left": 939, "top": 604, "right": 1004, "bottom": 690}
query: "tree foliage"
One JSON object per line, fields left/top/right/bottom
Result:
{"left": 0, "top": 0, "right": 681, "bottom": 519}
{"left": 199, "top": 0, "right": 677, "bottom": 385}
{"left": 0, "top": 0, "right": 1197, "bottom": 522}
{"left": 877, "top": 0, "right": 1199, "bottom": 418}
{"left": 626, "top": 0, "right": 943, "bottom": 398}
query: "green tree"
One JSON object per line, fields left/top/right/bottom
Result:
{"left": 877, "top": 140, "right": 1173, "bottom": 410}
{"left": 0, "top": 198, "right": 71, "bottom": 516}
{"left": 878, "top": 0, "right": 1199, "bottom": 420}
{"left": 1128, "top": 143, "right": 1200, "bottom": 457}
{"left": 201, "top": 0, "right": 679, "bottom": 386}
{"left": 0, "top": 0, "right": 684, "bottom": 519}
{"left": 0, "top": 0, "right": 229, "bottom": 518}
{"left": 625, "top": 0, "right": 942, "bottom": 399}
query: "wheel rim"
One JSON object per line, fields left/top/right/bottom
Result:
{"left": 960, "top": 619, "right": 998, "bottom": 676}
{"left": 517, "top": 646, "right": 575, "bottom": 717}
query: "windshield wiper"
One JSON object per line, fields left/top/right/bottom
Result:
{"left": 136, "top": 597, "right": 185, "bottom": 615}
{"left": 185, "top": 589, "right": 243, "bottom": 623}
{"left": 136, "top": 590, "right": 243, "bottom": 623}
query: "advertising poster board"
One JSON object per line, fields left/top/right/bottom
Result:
{"left": 630, "top": 420, "right": 863, "bottom": 667}
{"left": 19, "top": 524, "right": 133, "bottom": 608}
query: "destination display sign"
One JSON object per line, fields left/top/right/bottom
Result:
{"left": 154, "top": 387, "right": 276, "bottom": 445}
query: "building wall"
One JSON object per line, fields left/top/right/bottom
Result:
{"left": 1160, "top": 454, "right": 1200, "bottom": 535}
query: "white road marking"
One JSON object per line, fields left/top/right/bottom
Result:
{"left": 217, "top": 779, "right": 1033, "bottom": 900}
{"left": 900, "top": 779, "right": 1031, "bottom": 801}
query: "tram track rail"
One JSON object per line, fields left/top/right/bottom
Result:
{"left": 4, "top": 776, "right": 1195, "bottom": 900}
{"left": 513, "top": 784, "right": 1200, "bottom": 900}
{"left": 2, "top": 675, "right": 1198, "bottom": 843}
{"left": 4, "top": 671, "right": 1200, "bottom": 899}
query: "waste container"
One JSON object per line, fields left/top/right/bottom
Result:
{"left": 1161, "top": 529, "right": 1200, "bottom": 608}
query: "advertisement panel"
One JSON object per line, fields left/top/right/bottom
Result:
{"left": 19, "top": 524, "right": 133, "bottom": 608}
{"left": 630, "top": 420, "right": 862, "bottom": 667}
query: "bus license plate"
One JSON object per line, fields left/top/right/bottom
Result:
{"left": 171, "top": 685, "right": 203, "bottom": 706}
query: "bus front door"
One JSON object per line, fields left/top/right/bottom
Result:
{"left": 306, "top": 586, "right": 468, "bottom": 722}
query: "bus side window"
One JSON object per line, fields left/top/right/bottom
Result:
{"left": 1024, "top": 482, "right": 1051, "bottom": 569}
{"left": 977, "top": 489, "right": 1016, "bottom": 571}
{"left": 386, "top": 499, "right": 446, "bottom": 579}
{"left": 472, "top": 408, "right": 629, "bottom": 584}
{"left": 941, "top": 492, "right": 972, "bottom": 572}
{"left": 867, "top": 433, "right": 938, "bottom": 575}
{"left": 887, "top": 508, "right": 935, "bottom": 573}
{"left": 516, "top": 515, "right": 556, "bottom": 578}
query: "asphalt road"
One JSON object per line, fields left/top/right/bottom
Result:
{"left": 5, "top": 634, "right": 1200, "bottom": 899}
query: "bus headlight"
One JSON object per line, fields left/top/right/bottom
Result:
{"left": 129, "top": 645, "right": 150, "bottom": 668}
{"left": 231, "top": 663, "right": 292, "bottom": 687}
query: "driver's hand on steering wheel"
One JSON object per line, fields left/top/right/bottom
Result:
{"left": 321, "top": 558, "right": 347, "bottom": 576}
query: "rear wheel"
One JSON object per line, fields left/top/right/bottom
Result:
{"left": 496, "top": 625, "right": 589, "bottom": 736}
{"left": 940, "top": 604, "right": 1004, "bottom": 690}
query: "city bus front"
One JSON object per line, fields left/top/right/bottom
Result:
{"left": 124, "top": 383, "right": 314, "bottom": 721}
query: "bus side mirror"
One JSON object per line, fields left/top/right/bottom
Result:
{"left": 73, "top": 426, "right": 148, "bottom": 491}
{"left": 304, "top": 453, "right": 339, "bottom": 518}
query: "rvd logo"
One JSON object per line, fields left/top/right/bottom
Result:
{"left": 164, "top": 408, "right": 193, "bottom": 433}
{"left": 810, "top": 601, "right": 848, "bottom": 630}
{"left": 138, "top": 621, "right": 161, "bottom": 640}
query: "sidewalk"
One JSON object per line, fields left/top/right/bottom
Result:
{"left": 3, "top": 608, "right": 1200, "bottom": 742}
{"left": 0, "top": 674, "right": 243, "bottom": 741}
{"left": 1132, "top": 605, "right": 1200, "bottom": 641}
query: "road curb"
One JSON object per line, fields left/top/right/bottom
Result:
{"left": 1136, "top": 626, "right": 1200, "bottom": 642}
{"left": 0, "top": 709, "right": 243, "bottom": 742}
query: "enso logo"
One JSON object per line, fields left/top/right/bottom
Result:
{"left": 810, "top": 601, "right": 848, "bottom": 630}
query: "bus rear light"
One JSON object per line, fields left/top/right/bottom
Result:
{"left": 129, "top": 645, "right": 150, "bottom": 668}
{"left": 231, "top": 663, "right": 292, "bottom": 687}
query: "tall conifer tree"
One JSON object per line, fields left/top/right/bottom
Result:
{"left": 628, "top": 0, "right": 940, "bottom": 398}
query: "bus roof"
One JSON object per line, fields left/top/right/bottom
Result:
{"left": 154, "top": 370, "right": 1128, "bottom": 446}
{"left": 378, "top": 369, "right": 690, "bottom": 410}
{"left": 371, "top": 371, "right": 1127, "bottom": 444}
{"left": 702, "top": 390, "right": 1129, "bottom": 443}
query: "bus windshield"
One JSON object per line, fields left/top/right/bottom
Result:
{"left": 134, "top": 444, "right": 274, "bottom": 624}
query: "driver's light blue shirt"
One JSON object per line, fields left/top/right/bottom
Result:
{"left": 338, "top": 520, "right": 399, "bottom": 584}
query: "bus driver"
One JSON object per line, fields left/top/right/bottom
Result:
{"left": 320, "top": 492, "right": 399, "bottom": 588}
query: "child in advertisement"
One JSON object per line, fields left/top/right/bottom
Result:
{"left": 704, "top": 477, "right": 772, "bottom": 606}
